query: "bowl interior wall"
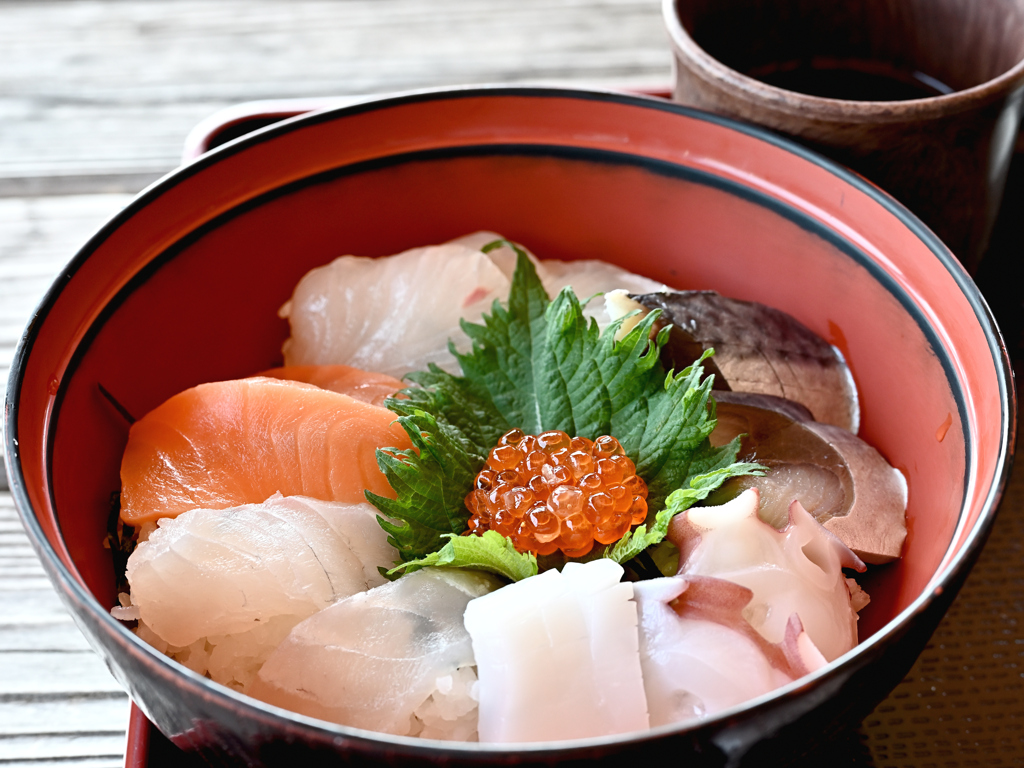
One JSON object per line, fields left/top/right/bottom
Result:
{"left": 44, "top": 148, "right": 967, "bottom": 639}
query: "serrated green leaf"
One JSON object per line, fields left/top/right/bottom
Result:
{"left": 367, "top": 237, "right": 764, "bottom": 570}
{"left": 366, "top": 408, "right": 482, "bottom": 562}
{"left": 387, "top": 531, "right": 538, "bottom": 582}
{"left": 604, "top": 459, "right": 765, "bottom": 564}
{"left": 454, "top": 241, "right": 550, "bottom": 434}
{"left": 398, "top": 365, "right": 510, "bottom": 457}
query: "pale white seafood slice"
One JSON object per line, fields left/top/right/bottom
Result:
{"left": 634, "top": 576, "right": 826, "bottom": 727}
{"left": 669, "top": 487, "right": 866, "bottom": 662}
{"left": 450, "top": 232, "right": 667, "bottom": 304}
{"left": 248, "top": 568, "right": 501, "bottom": 740}
{"left": 280, "top": 233, "right": 667, "bottom": 379}
{"left": 120, "top": 494, "right": 393, "bottom": 690}
{"left": 463, "top": 558, "right": 649, "bottom": 743}
{"left": 459, "top": 231, "right": 666, "bottom": 333}
{"left": 281, "top": 240, "right": 511, "bottom": 378}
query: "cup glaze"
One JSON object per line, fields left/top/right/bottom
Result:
{"left": 664, "top": 0, "right": 1024, "bottom": 271}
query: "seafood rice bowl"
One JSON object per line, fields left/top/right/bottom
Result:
{"left": 3, "top": 86, "right": 1014, "bottom": 767}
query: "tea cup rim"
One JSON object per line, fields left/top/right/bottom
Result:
{"left": 663, "top": 0, "right": 1024, "bottom": 122}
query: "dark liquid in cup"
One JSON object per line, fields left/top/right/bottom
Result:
{"left": 746, "top": 57, "right": 954, "bottom": 101}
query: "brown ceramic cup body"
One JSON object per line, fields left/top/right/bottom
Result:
{"left": 664, "top": 0, "right": 1024, "bottom": 271}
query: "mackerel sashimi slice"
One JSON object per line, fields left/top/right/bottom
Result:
{"left": 119, "top": 376, "right": 412, "bottom": 526}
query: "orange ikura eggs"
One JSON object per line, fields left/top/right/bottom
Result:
{"left": 465, "top": 429, "right": 649, "bottom": 557}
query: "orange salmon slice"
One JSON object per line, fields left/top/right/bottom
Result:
{"left": 257, "top": 365, "right": 404, "bottom": 406}
{"left": 119, "top": 376, "right": 411, "bottom": 526}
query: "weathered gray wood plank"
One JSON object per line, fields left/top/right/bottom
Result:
{"left": 0, "top": 651, "right": 124, "bottom": 697}
{"left": 2, "top": 759, "right": 123, "bottom": 768}
{"left": 0, "top": 698, "right": 128, "bottom": 737}
{"left": 0, "top": 620, "right": 95, "bottom": 653}
{"left": 0, "top": 0, "right": 670, "bottom": 194}
{"left": 0, "top": 732, "right": 126, "bottom": 763}
{"left": 0, "top": 491, "right": 129, "bottom": 764}
{"left": 0, "top": 194, "right": 134, "bottom": 492}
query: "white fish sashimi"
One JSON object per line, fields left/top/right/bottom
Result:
{"left": 281, "top": 241, "right": 511, "bottom": 378}
{"left": 635, "top": 576, "right": 825, "bottom": 727}
{"left": 669, "top": 487, "right": 865, "bottom": 662}
{"left": 280, "top": 233, "right": 668, "bottom": 379}
{"left": 463, "top": 559, "right": 649, "bottom": 743}
{"left": 121, "top": 494, "right": 394, "bottom": 689}
{"left": 248, "top": 568, "right": 501, "bottom": 740}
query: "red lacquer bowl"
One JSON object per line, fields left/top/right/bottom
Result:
{"left": 3, "top": 87, "right": 1015, "bottom": 766}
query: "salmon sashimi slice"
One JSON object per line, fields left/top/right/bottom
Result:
{"left": 257, "top": 365, "right": 405, "bottom": 407}
{"left": 119, "top": 376, "right": 411, "bottom": 526}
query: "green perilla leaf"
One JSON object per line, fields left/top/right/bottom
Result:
{"left": 367, "top": 239, "right": 762, "bottom": 566}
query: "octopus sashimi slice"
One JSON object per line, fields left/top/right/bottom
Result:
{"left": 248, "top": 568, "right": 501, "bottom": 740}
{"left": 635, "top": 575, "right": 826, "bottom": 726}
{"left": 119, "top": 376, "right": 411, "bottom": 526}
{"left": 669, "top": 487, "right": 866, "bottom": 662}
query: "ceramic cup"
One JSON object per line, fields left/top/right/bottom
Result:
{"left": 663, "top": 0, "right": 1024, "bottom": 272}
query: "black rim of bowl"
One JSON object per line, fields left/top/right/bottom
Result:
{"left": 3, "top": 84, "right": 1017, "bottom": 756}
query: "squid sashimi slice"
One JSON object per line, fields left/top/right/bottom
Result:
{"left": 257, "top": 365, "right": 405, "bottom": 406}
{"left": 119, "top": 376, "right": 411, "bottom": 526}
{"left": 249, "top": 568, "right": 501, "bottom": 740}
{"left": 121, "top": 494, "right": 394, "bottom": 690}
{"left": 280, "top": 233, "right": 667, "bottom": 379}
{"left": 669, "top": 488, "right": 865, "bottom": 662}
{"left": 635, "top": 576, "right": 826, "bottom": 726}
{"left": 463, "top": 559, "right": 649, "bottom": 743}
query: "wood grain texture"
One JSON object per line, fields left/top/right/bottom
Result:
{"left": 0, "top": 495, "right": 130, "bottom": 764}
{"left": 0, "top": 0, "right": 670, "bottom": 194}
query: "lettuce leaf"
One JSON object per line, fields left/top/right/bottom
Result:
{"left": 388, "top": 531, "right": 538, "bottom": 582}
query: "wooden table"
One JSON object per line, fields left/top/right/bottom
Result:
{"left": 1, "top": 2, "right": 1022, "bottom": 765}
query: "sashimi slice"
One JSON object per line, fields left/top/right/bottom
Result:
{"left": 280, "top": 233, "right": 667, "bottom": 379}
{"left": 452, "top": 231, "right": 668, "bottom": 305}
{"left": 258, "top": 365, "right": 404, "bottom": 406}
{"left": 669, "top": 488, "right": 864, "bottom": 661}
{"left": 119, "top": 494, "right": 395, "bottom": 690}
{"left": 119, "top": 376, "right": 411, "bottom": 526}
{"left": 281, "top": 240, "right": 512, "bottom": 378}
{"left": 462, "top": 559, "right": 649, "bottom": 743}
{"left": 634, "top": 576, "right": 825, "bottom": 726}
{"left": 249, "top": 568, "right": 501, "bottom": 739}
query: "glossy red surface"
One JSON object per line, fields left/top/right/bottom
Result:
{"left": 4, "top": 88, "right": 1014, "bottom": 766}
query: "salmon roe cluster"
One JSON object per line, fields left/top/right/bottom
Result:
{"left": 465, "top": 429, "right": 649, "bottom": 557}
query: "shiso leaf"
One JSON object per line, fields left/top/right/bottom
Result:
{"left": 387, "top": 531, "right": 538, "bottom": 582}
{"left": 368, "top": 239, "right": 763, "bottom": 565}
{"left": 451, "top": 240, "right": 551, "bottom": 435}
{"left": 366, "top": 409, "right": 481, "bottom": 561}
